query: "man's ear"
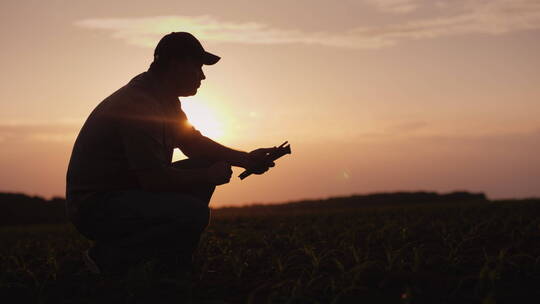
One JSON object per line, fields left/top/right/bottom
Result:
{"left": 167, "top": 58, "right": 180, "bottom": 70}
{"left": 163, "top": 59, "right": 182, "bottom": 77}
{"left": 176, "top": 56, "right": 201, "bottom": 68}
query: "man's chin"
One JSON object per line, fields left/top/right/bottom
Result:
{"left": 178, "top": 88, "right": 198, "bottom": 97}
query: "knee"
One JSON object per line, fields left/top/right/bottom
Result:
{"left": 171, "top": 160, "right": 217, "bottom": 203}
{"left": 170, "top": 204, "right": 210, "bottom": 233}
{"left": 194, "top": 206, "right": 211, "bottom": 231}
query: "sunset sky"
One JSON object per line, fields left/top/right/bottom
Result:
{"left": 1, "top": 0, "right": 539, "bottom": 206}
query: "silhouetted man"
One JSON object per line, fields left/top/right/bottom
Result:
{"left": 65, "top": 32, "right": 275, "bottom": 275}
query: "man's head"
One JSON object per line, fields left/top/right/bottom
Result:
{"left": 149, "top": 32, "right": 220, "bottom": 97}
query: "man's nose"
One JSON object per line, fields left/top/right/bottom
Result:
{"left": 200, "top": 70, "right": 206, "bottom": 80}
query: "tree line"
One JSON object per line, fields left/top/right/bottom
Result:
{"left": 0, "top": 191, "right": 488, "bottom": 226}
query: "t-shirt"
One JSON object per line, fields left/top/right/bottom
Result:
{"left": 65, "top": 71, "right": 203, "bottom": 208}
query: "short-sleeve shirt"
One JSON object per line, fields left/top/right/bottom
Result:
{"left": 65, "top": 71, "right": 203, "bottom": 205}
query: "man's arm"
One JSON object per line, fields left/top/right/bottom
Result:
{"left": 179, "top": 135, "right": 250, "bottom": 168}
{"left": 179, "top": 135, "right": 277, "bottom": 176}
{"left": 117, "top": 101, "right": 233, "bottom": 191}
{"left": 173, "top": 117, "right": 275, "bottom": 174}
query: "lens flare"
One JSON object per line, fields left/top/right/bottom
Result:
{"left": 181, "top": 97, "right": 224, "bottom": 140}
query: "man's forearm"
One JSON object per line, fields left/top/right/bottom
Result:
{"left": 183, "top": 136, "right": 249, "bottom": 168}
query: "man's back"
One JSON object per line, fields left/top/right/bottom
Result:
{"left": 66, "top": 72, "right": 179, "bottom": 207}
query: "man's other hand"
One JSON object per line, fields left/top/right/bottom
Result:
{"left": 207, "top": 161, "right": 233, "bottom": 185}
{"left": 246, "top": 148, "right": 276, "bottom": 175}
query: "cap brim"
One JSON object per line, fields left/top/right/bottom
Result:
{"left": 203, "top": 52, "right": 220, "bottom": 65}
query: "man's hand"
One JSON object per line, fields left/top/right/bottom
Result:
{"left": 245, "top": 147, "right": 276, "bottom": 175}
{"left": 207, "top": 161, "right": 233, "bottom": 185}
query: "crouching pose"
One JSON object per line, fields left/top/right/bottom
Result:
{"left": 65, "top": 32, "right": 274, "bottom": 275}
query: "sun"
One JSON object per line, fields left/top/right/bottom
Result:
{"left": 181, "top": 97, "right": 225, "bottom": 140}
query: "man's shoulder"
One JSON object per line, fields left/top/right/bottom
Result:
{"left": 99, "top": 74, "right": 160, "bottom": 114}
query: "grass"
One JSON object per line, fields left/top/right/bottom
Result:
{"left": 2, "top": 199, "right": 540, "bottom": 303}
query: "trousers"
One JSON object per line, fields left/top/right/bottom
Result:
{"left": 71, "top": 158, "right": 216, "bottom": 271}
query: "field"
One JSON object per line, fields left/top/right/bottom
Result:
{"left": 2, "top": 198, "right": 540, "bottom": 303}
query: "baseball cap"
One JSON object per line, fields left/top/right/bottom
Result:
{"left": 153, "top": 32, "right": 220, "bottom": 65}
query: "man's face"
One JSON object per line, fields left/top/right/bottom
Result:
{"left": 166, "top": 57, "right": 206, "bottom": 97}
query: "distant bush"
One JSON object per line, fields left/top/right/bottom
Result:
{"left": 0, "top": 191, "right": 487, "bottom": 226}
{"left": 0, "top": 193, "right": 67, "bottom": 226}
{"left": 213, "top": 191, "right": 488, "bottom": 217}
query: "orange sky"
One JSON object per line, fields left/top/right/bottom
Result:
{"left": 1, "top": 0, "right": 539, "bottom": 206}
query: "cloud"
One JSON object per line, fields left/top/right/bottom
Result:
{"left": 384, "top": 121, "right": 429, "bottom": 133}
{"left": 367, "top": 0, "right": 540, "bottom": 38}
{"left": 75, "top": 15, "right": 383, "bottom": 48}
{"left": 0, "top": 119, "right": 81, "bottom": 143}
{"left": 75, "top": 0, "right": 540, "bottom": 50}
{"left": 364, "top": 0, "right": 420, "bottom": 14}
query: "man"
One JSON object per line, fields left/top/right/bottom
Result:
{"left": 65, "top": 32, "right": 275, "bottom": 275}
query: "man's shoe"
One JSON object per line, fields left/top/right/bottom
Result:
{"left": 83, "top": 248, "right": 101, "bottom": 274}
{"left": 84, "top": 245, "right": 138, "bottom": 276}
